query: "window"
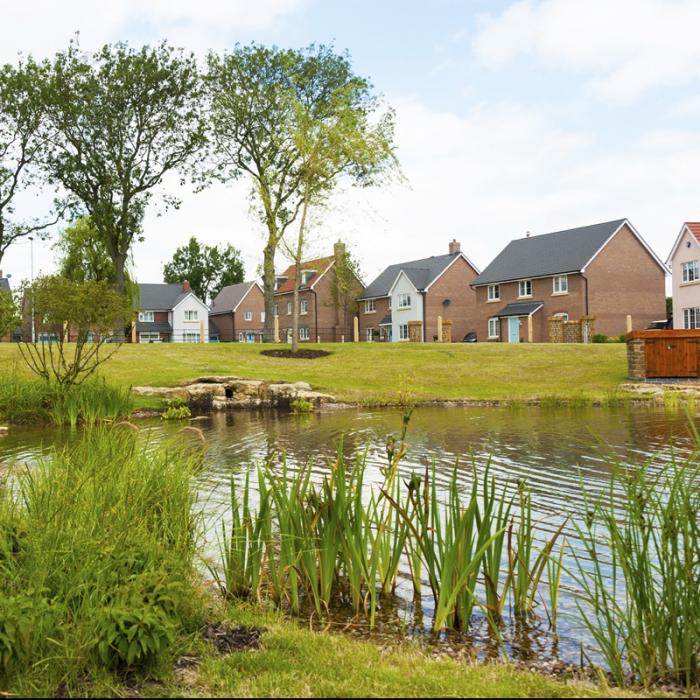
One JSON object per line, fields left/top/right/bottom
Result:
{"left": 260, "top": 311, "right": 265, "bottom": 323}
{"left": 553, "top": 312, "right": 569, "bottom": 321}
{"left": 183, "top": 332, "right": 200, "bottom": 343}
{"left": 398, "top": 324, "right": 409, "bottom": 341}
{"left": 138, "top": 311, "right": 154, "bottom": 323}
{"left": 518, "top": 279, "right": 532, "bottom": 297}
{"left": 273, "top": 304, "right": 279, "bottom": 317}
{"left": 184, "top": 310, "right": 198, "bottom": 321}
{"left": 287, "top": 302, "right": 292, "bottom": 315}
{"left": 398, "top": 293, "right": 411, "bottom": 309}
{"left": 488, "top": 318, "right": 499, "bottom": 339}
{"left": 299, "top": 327, "right": 309, "bottom": 341}
{"left": 553, "top": 275, "right": 568, "bottom": 294}
{"left": 244, "top": 311, "right": 252, "bottom": 321}
{"left": 684, "top": 308, "right": 700, "bottom": 329}
{"left": 300, "top": 299, "right": 308, "bottom": 315}
{"left": 238, "top": 332, "right": 244, "bottom": 342}
{"left": 682, "top": 261, "right": 700, "bottom": 283}
{"left": 487, "top": 285, "right": 500, "bottom": 302}
{"left": 364, "top": 299, "right": 376, "bottom": 313}
{"left": 139, "top": 332, "right": 160, "bottom": 343}
{"left": 301, "top": 270, "right": 316, "bottom": 285}
{"left": 366, "top": 328, "right": 374, "bottom": 342}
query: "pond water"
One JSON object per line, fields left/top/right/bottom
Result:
{"left": 1, "top": 404, "right": 697, "bottom": 666}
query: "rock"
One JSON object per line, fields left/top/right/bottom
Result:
{"left": 132, "top": 386, "right": 188, "bottom": 399}
{"left": 185, "top": 383, "right": 226, "bottom": 398}
{"left": 0, "top": 426, "right": 8, "bottom": 436}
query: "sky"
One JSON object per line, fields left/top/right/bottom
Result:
{"left": 2, "top": 0, "right": 700, "bottom": 289}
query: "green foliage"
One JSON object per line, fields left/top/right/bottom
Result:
{"left": 290, "top": 397, "right": 314, "bottom": 413}
{"left": 0, "top": 427, "right": 205, "bottom": 691}
{"left": 163, "top": 236, "right": 244, "bottom": 303}
{"left": 161, "top": 397, "right": 192, "bottom": 421}
{"left": 592, "top": 333, "right": 608, "bottom": 343}
{"left": 19, "top": 275, "right": 131, "bottom": 385}
{"left": 0, "top": 285, "right": 21, "bottom": 338}
{"left": 40, "top": 41, "right": 207, "bottom": 295}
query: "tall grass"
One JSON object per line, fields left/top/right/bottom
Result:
{"left": 571, "top": 451, "right": 700, "bottom": 688}
{"left": 0, "top": 426, "right": 205, "bottom": 694}
{"left": 0, "top": 374, "right": 132, "bottom": 426}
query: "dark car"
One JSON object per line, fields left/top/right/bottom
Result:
{"left": 646, "top": 319, "right": 672, "bottom": 330}
{"left": 462, "top": 332, "right": 477, "bottom": 342}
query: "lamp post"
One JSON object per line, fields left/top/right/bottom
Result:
{"left": 28, "top": 236, "right": 35, "bottom": 343}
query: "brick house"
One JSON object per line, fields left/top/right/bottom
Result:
{"left": 131, "top": 281, "right": 209, "bottom": 343}
{"left": 209, "top": 281, "right": 265, "bottom": 342}
{"left": 471, "top": 219, "right": 667, "bottom": 343}
{"left": 0, "top": 272, "right": 12, "bottom": 341}
{"left": 274, "top": 241, "right": 364, "bottom": 343}
{"left": 666, "top": 222, "right": 700, "bottom": 330}
{"left": 357, "top": 240, "right": 480, "bottom": 342}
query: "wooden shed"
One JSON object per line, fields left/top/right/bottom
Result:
{"left": 627, "top": 330, "right": 700, "bottom": 380}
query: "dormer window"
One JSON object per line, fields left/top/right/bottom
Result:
{"left": 275, "top": 276, "right": 288, "bottom": 291}
{"left": 300, "top": 270, "right": 316, "bottom": 285}
{"left": 518, "top": 279, "right": 532, "bottom": 298}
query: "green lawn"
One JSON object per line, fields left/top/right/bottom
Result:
{"left": 159, "top": 605, "right": 658, "bottom": 698}
{"left": 0, "top": 342, "right": 630, "bottom": 405}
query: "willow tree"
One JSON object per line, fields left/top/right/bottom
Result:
{"left": 0, "top": 60, "right": 61, "bottom": 265}
{"left": 40, "top": 42, "right": 206, "bottom": 319}
{"left": 206, "top": 44, "right": 397, "bottom": 343}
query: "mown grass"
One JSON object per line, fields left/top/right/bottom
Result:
{"left": 0, "top": 342, "right": 631, "bottom": 406}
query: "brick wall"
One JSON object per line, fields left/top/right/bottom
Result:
{"left": 358, "top": 296, "right": 391, "bottom": 341}
{"left": 627, "top": 338, "right": 646, "bottom": 380}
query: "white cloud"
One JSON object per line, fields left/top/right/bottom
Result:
{"left": 0, "top": 0, "right": 308, "bottom": 62}
{"left": 473, "top": 0, "right": 700, "bottom": 101}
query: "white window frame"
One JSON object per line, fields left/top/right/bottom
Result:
{"left": 553, "top": 312, "right": 569, "bottom": 321}
{"left": 183, "top": 332, "right": 200, "bottom": 344}
{"left": 260, "top": 311, "right": 266, "bottom": 323}
{"left": 487, "top": 284, "right": 500, "bottom": 302}
{"left": 488, "top": 318, "right": 499, "bottom": 339}
{"left": 552, "top": 275, "right": 568, "bottom": 294}
{"left": 398, "top": 293, "right": 411, "bottom": 309}
{"left": 300, "top": 299, "right": 308, "bottom": 315}
{"left": 273, "top": 304, "right": 278, "bottom": 317}
{"left": 299, "top": 327, "right": 310, "bottom": 341}
{"left": 138, "top": 311, "right": 154, "bottom": 323}
{"left": 243, "top": 311, "right": 252, "bottom": 321}
{"left": 184, "top": 310, "right": 199, "bottom": 321}
{"left": 682, "top": 261, "right": 700, "bottom": 283}
{"left": 684, "top": 307, "right": 700, "bottom": 329}
{"left": 287, "top": 301, "right": 292, "bottom": 315}
{"left": 518, "top": 279, "right": 532, "bottom": 298}
{"left": 139, "top": 332, "right": 161, "bottom": 343}
{"left": 364, "top": 299, "right": 376, "bottom": 313}
{"left": 366, "top": 327, "right": 374, "bottom": 342}
{"left": 398, "top": 324, "right": 409, "bottom": 341}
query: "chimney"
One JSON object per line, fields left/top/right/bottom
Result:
{"left": 182, "top": 280, "right": 191, "bottom": 293}
{"left": 526, "top": 231, "right": 531, "bottom": 238}
{"left": 334, "top": 240, "right": 346, "bottom": 263}
{"left": 448, "top": 239, "right": 461, "bottom": 255}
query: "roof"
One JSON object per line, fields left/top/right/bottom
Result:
{"left": 0, "top": 277, "right": 9, "bottom": 293}
{"left": 135, "top": 320, "right": 172, "bottom": 334}
{"left": 496, "top": 301, "right": 544, "bottom": 317}
{"left": 135, "top": 283, "right": 201, "bottom": 311}
{"left": 210, "top": 281, "right": 259, "bottom": 314}
{"left": 473, "top": 219, "right": 664, "bottom": 286}
{"left": 666, "top": 222, "right": 700, "bottom": 265}
{"left": 378, "top": 313, "right": 392, "bottom": 325}
{"left": 275, "top": 257, "right": 335, "bottom": 295}
{"left": 359, "top": 252, "right": 469, "bottom": 300}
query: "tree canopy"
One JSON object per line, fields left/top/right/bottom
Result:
{"left": 162, "top": 236, "right": 244, "bottom": 303}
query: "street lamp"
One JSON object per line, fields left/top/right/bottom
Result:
{"left": 28, "top": 236, "right": 35, "bottom": 343}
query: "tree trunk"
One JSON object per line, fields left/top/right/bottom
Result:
{"left": 291, "top": 198, "right": 310, "bottom": 354}
{"left": 262, "top": 239, "right": 277, "bottom": 343}
{"left": 112, "top": 252, "right": 128, "bottom": 341}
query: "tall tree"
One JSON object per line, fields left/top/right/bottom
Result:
{"left": 0, "top": 60, "right": 61, "bottom": 265}
{"left": 40, "top": 41, "right": 207, "bottom": 333}
{"left": 54, "top": 216, "right": 117, "bottom": 283}
{"left": 163, "top": 236, "right": 245, "bottom": 303}
{"left": 206, "top": 44, "right": 396, "bottom": 342}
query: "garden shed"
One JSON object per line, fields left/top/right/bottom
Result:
{"left": 627, "top": 329, "right": 700, "bottom": 380}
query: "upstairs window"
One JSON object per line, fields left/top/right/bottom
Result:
{"left": 300, "top": 299, "right": 308, "bottom": 315}
{"left": 287, "top": 302, "right": 292, "bottom": 315}
{"left": 260, "top": 311, "right": 266, "bottom": 322}
{"left": 682, "top": 261, "right": 700, "bottom": 283}
{"left": 487, "top": 284, "right": 500, "bottom": 301}
{"left": 273, "top": 304, "right": 278, "bottom": 317}
{"left": 139, "top": 311, "right": 154, "bottom": 323}
{"left": 552, "top": 275, "right": 568, "bottom": 294}
{"left": 244, "top": 311, "right": 252, "bottom": 321}
{"left": 301, "top": 270, "right": 316, "bottom": 285}
{"left": 518, "top": 279, "right": 532, "bottom": 298}
{"left": 364, "top": 299, "right": 376, "bottom": 313}
{"left": 184, "top": 310, "right": 198, "bottom": 321}
{"left": 398, "top": 293, "right": 411, "bottom": 309}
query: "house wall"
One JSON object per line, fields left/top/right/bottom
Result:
{"left": 233, "top": 284, "right": 266, "bottom": 341}
{"left": 358, "top": 296, "right": 391, "bottom": 341}
{"left": 475, "top": 274, "right": 586, "bottom": 342}
{"left": 390, "top": 272, "right": 423, "bottom": 341}
{"left": 670, "top": 228, "right": 700, "bottom": 329}
{"left": 210, "top": 312, "right": 235, "bottom": 342}
{"left": 585, "top": 222, "right": 666, "bottom": 336}
{"left": 424, "top": 256, "right": 479, "bottom": 342}
{"left": 172, "top": 296, "right": 209, "bottom": 343}
{"left": 136, "top": 311, "right": 169, "bottom": 343}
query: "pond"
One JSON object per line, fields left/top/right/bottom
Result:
{"left": 1, "top": 404, "right": 697, "bottom": 667}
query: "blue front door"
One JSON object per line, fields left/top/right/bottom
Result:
{"left": 508, "top": 317, "right": 520, "bottom": 343}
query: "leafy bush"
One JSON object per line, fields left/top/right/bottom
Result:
{"left": 592, "top": 333, "right": 608, "bottom": 343}
{"left": 290, "top": 397, "right": 314, "bottom": 413}
{"left": 161, "top": 397, "right": 192, "bottom": 420}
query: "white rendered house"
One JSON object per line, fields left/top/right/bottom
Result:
{"left": 667, "top": 223, "right": 700, "bottom": 329}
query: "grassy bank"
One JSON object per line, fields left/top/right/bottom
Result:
{"left": 0, "top": 342, "right": 630, "bottom": 406}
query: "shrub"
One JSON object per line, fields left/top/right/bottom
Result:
{"left": 290, "top": 397, "right": 314, "bottom": 413}
{"left": 592, "top": 333, "right": 608, "bottom": 343}
{"left": 161, "top": 397, "right": 192, "bottom": 420}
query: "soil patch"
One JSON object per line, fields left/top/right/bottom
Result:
{"left": 203, "top": 622, "right": 265, "bottom": 654}
{"left": 260, "top": 349, "right": 331, "bottom": 360}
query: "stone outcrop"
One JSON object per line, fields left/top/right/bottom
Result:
{"left": 132, "top": 376, "right": 335, "bottom": 411}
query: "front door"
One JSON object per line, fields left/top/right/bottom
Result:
{"left": 508, "top": 317, "right": 520, "bottom": 344}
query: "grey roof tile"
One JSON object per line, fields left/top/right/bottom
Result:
{"left": 210, "top": 281, "right": 257, "bottom": 314}
{"left": 0, "top": 277, "right": 10, "bottom": 292}
{"left": 135, "top": 283, "right": 194, "bottom": 310}
{"left": 496, "top": 301, "right": 545, "bottom": 317}
{"left": 135, "top": 321, "right": 172, "bottom": 334}
{"left": 359, "top": 253, "right": 461, "bottom": 299}
{"left": 472, "top": 219, "right": 627, "bottom": 286}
